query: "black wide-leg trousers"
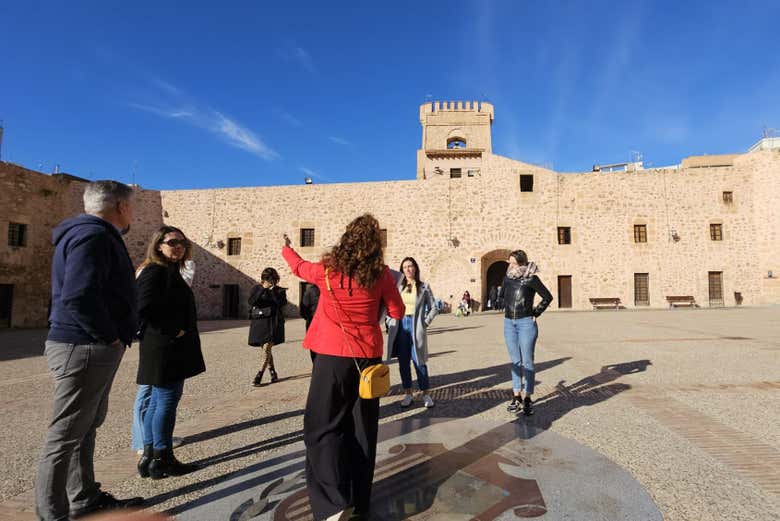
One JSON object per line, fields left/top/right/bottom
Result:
{"left": 304, "top": 353, "right": 380, "bottom": 520}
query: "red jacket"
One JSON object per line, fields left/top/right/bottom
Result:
{"left": 282, "top": 246, "right": 405, "bottom": 358}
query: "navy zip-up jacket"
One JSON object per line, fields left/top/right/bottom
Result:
{"left": 47, "top": 214, "right": 137, "bottom": 346}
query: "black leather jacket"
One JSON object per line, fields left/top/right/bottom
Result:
{"left": 501, "top": 275, "right": 553, "bottom": 319}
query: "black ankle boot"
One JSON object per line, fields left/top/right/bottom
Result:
{"left": 137, "top": 444, "right": 153, "bottom": 478}
{"left": 269, "top": 368, "right": 278, "bottom": 383}
{"left": 252, "top": 370, "right": 264, "bottom": 387}
{"left": 148, "top": 449, "right": 199, "bottom": 480}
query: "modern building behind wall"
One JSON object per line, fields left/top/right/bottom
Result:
{"left": 2, "top": 102, "right": 779, "bottom": 327}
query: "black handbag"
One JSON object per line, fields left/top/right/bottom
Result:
{"left": 250, "top": 306, "right": 274, "bottom": 319}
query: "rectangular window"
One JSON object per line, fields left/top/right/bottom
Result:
{"left": 8, "top": 222, "right": 27, "bottom": 247}
{"left": 380, "top": 228, "right": 388, "bottom": 247}
{"left": 300, "top": 228, "right": 315, "bottom": 247}
{"left": 557, "top": 227, "right": 571, "bottom": 245}
{"left": 708, "top": 271, "right": 723, "bottom": 306}
{"left": 467, "top": 169, "right": 480, "bottom": 177}
{"left": 634, "top": 273, "right": 649, "bottom": 306}
{"left": 227, "top": 237, "right": 242, "bottom": 256}
{"left": 710, "top": 223, "right": 723, "bottom": 241}
{"left": 520, "top": 175, "right": 534, "bottom": 192}
{"left": 722, "top": 191, "right": 733, "bottom": 204}
{"left": 633, "top": 224, "right": 647, "bottom": 243}
{"left": 450, "top": 168, "right": 462, "bottom": 179}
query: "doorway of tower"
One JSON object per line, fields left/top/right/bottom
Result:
{"left": 558, "top": 276, "right": 572, "bottom": 308}
{"left": 485, "top": 261, "right": 508, "bottom": 310}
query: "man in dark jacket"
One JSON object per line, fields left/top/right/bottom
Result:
{"left": 36, "top": 180, "right": 143, "bottom": 521}
{"left": 300, "top": 283, "right": 320, "bottom": 331}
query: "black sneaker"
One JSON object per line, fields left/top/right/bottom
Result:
{"left": 70, "top": 491, "right": 143, "bottom": 519}
{"left": 522, "top": 396, "right": 534, "bottom": 416}
{"left": 507, "top": 397, "right": 522, "bottom": 412}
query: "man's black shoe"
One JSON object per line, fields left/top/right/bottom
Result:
{"left": 506, "top": 397, "right": 522, "bottom": 413}
{"left": 522, "top": 396, "right": 534, "bottom": 416}
{"left": 70, "top": 491, "right": 143, "bottom": 519}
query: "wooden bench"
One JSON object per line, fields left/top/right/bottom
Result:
{"left": 666, "top": 295, "right": 697, "bottom": 308}
{"left": 589, "top": 297, "right": 621, "bottom": 310}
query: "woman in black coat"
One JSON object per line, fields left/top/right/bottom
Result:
{"left": 136, "top": 226, "right": 205, "bottom": 479}
{"left": 248, "top": 267, "right": 287, "bottom": 386}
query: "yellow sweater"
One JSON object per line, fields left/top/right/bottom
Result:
{"left": 401, "top": 282, "right": 416, "bottom": 315}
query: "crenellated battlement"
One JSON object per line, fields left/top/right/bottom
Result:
{"left": 419, "top": 100, "right": 494, "bottom": 120}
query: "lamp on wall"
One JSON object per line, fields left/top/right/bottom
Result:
{"left": 216, "top": 240, "right": 225, "bottom": 249}
{"left": 670, "top": 228, "right": 680, "bottom": 242}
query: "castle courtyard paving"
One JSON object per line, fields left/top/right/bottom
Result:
{"left": 1, "top": 307, "right": 779, "bottom": 520}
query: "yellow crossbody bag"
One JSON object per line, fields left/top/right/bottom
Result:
{"left": 325, "top": 268, "right": 391, "bottom": 399}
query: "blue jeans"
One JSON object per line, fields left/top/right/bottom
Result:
{"left": 142, "top": 381, "right": 184, "bottom": 450}
{"left": 504, "top": 317, "right": 538, "bottom": 395}
{"left": 131, "top": 385, "right": 151, "bottom": 450}
{"left": 395, "top": 315, "right": 430, "bottom": 391}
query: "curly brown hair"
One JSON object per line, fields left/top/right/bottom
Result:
{"left": 322, "top": 214, "right": 385, "bottom": 288}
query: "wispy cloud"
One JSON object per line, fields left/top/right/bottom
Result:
{"left": 328, "top": 136, "right": 352, "bottom": 146}
{"left": 273, "top": 108, "right": 303, "bottom": 127}
{"left": 278, "top": 44, "right": 316, "bottom": 74}
{"left": 128, "top": 81, "right": 279, "bottom": 160}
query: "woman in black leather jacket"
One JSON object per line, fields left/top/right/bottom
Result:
{"left": 502, "top": 250, "right": 552, "bottom": 416}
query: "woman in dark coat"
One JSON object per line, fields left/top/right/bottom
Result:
{"left": 248, "top": 267, "right": 287, "bottom": 386}
{"left": 136, "top": 226, "right": 205, "bottom": 479}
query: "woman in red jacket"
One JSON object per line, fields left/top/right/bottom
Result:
{"left": 282, "top": 214, "right": 404, "bottom": 521}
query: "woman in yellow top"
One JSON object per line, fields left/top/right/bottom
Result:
{"left": 386, "top": 257, "right": 439, "bottom": 408}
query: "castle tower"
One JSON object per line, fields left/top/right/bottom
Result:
{"left": 416, "top": 100, "right": 494, "bottom": 180}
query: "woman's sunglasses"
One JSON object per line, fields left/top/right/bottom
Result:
{"left": 161, "top": 239, "right": 189, "bottom": 248}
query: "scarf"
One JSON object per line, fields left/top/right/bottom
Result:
{"left": 506, "top": 261, "right": 538, "bottom": 280}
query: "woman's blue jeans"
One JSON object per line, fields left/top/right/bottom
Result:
{"left": 395, "top": 315, "right": 430, "bottom": 391}
{"left": 131, "top": 385, "right": 151, "bottom": 450}
{"left": 503, "top": 317, "right": 538, "bottom": 395}
{"left": 142, "top": 380, "right": 185, "bottom": 450}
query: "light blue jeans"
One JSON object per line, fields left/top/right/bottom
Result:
{"left": 131, "top": 385, "right": 151, "bottom": 450}
{"left": 503, "top": 317, "right": 538, "bottom": 395}
{"left": 143, "top": 380, "right": 185, "bottom": 450}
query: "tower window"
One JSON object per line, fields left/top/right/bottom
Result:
{"left": 722, "top": 191, "right": 733, "bottom": 203}
{"left": 450, "top": 168, "right": 462, "bottom": 179}
{"left": 447, "top": 137, "right": 467, "bottom": 149}
{"left": 380, "top": 229, "right": 388, "bottom": 247}
{"left": 520, "top": 175, "right": 534, "bottom": 192}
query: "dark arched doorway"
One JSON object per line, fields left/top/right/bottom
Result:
{"left": 485, "top": 261, "right": 507, "bottom": 309}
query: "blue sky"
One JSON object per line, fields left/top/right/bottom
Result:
{"left": 2, "top": 1, "right": 779, "bottom": 189}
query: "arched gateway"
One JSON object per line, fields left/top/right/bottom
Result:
{"left": 481, "top": 249, "right": 511, "bottom": 309}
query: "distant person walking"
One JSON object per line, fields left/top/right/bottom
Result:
{"left": 248, "top": 268, "right": 287, "bottom": 386}
{"left": 135, "top": 226, "right": 205, "bottom": 479}
{"left": 282, "top": 214, "right": 405, "bottom": 521}
{"left": 387, "top": 257, "right": 439, "bottom": 408}
{"left": 502, "top": 250, "right": 552, "bottom": 416}
{"left": 37, "top": 180, "right": 143, "bottom": 521}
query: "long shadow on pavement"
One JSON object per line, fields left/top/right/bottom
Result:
{"left": 147, "top": 356, "right": 572, "bottom": 513}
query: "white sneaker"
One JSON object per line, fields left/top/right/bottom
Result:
{"left": 423, "top": 394, "right": 435, "bottom": 408}
{"left": 172, "top": 436, "right": 184, "bottom": 448}
{"left": 400, "top": 394, "right": 414, "bottom": 408}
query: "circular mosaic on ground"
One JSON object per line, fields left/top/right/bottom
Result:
{"left": 177, "top": 416, "right": 661, "bottom": 521}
